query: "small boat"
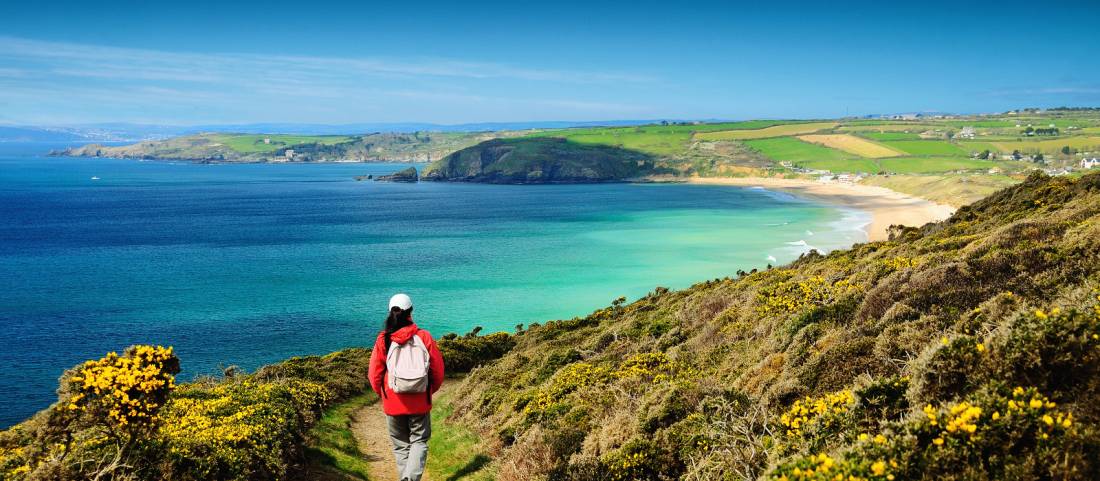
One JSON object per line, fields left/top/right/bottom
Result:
{"left": 90, "top": 176, "right": 100, "bottom": 180}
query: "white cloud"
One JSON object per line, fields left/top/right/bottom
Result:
{"left": 0, "top": 36, "right": 655, "bottom": 124}
{"left": 0, "top": 36, "right": 652, "bottom": 87}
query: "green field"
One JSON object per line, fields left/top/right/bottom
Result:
{"left": 527, "top": 121, "right": 806, "bottom": 157}
{"left": 694, "top": 122, "right": 838, "bottom": 141}
{"left": 858, "top": 132, "right": 922, "bottom": 141}
{"left": 983, "top": 136, "right": 1100, "bottom": 154}
{"left": 879, "top": 140, "right": 968, "bottom": 156}
{"left": 742, "top": 136, "right": 847, "bottom": 162}
{"left": 838, "top": 123, "right": 939, "bottom": 133}
{"left": 211, "top": 134, "right": 356, "bottom": 153}
{"left": 940, "top": 119, "right": 1019, "bottom": 128}
{"left": 742, "top": 137, "right": 878, "bottom": 172}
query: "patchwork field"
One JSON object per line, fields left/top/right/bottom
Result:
{"left": 211, "top": 134, "right": 356, "bottom": 153}
{"left": 797, "top": 134, "right": 903, "bottom": 158}
{"left": 838, "top": 123, "right": 939, "bottom": 132}
{"left": 693, "top": 122, "right": 837, "bottom": 141}
{"left": 859, "top": 132, "right": 922, "bottom": 141}
{"left": 741, "top": 137, "right": 878, "bottom": 173}
{"left": 529, "top": 120, "right": 796, "bottom": 156}
{"left": 880, "top": 140, "right": 968, "bottom": 156}
{"left": 741, "top": 136, "right": 847, "bottom": 162}
{"left": 984, "top": 136, "right": 1100, "bottom": 154}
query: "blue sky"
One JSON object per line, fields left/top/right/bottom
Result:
{"left": 0, "top": 0, "right": 1097, "bottom": 125}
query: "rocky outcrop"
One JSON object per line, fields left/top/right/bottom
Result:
{"left": 421, "top": 137, "right": 657, "bottom": 184}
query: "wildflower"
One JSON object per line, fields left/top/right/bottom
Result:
{"left": 975, "top": 343, "right": 985, "bottom": 353}
{"left": 871, "top": 460, "right": 886, "bottom": 476}
{"left": 933, "top": 437, "right": 944, "bottom": 445}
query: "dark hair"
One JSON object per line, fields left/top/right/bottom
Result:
{"left": 383, "top": 306, "right": 413, "bottom": 351}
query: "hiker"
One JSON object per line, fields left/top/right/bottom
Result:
{"left": 368, "top": 293, "right": 445, "bottom": 481}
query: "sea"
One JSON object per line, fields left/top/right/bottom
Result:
{"left": 0, "top": 142, "right": 868, "bottom": 427}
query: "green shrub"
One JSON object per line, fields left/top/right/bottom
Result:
{"left": 439, "top": 330, "right": 516, "bottom": 375}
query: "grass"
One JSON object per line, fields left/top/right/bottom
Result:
{"left": 938, "top": 119, "right": 1018, "bottom": 128}
{"left": 427, "top": 387, "right": 496, "bottom": 481}
{"left": 879, "top": 140, "right": 968, "bottom": 156}
{"left": 838, "top": 123, "right": 940, "bottom": 132}
{"left": 858, "top": 132, "right": 922, "bottom": 141}
{"left": 741, "top": 137, "right": 879, "bottom": 173}
{"left": 986, "top": 136, "right": 1100, "bottom": 154}
{"left": 304, "top": 394, "right": 377, "bottom": 480}
{"left": 742, "top": 136, "right": 849, "bottom": 163}
{"left": 301, "top": 385, "right": 495, "bottom": 481}
{"left": 526, "top": 121, "right": 802, "bottom": 157}
{"left": 797, "top": 134, "right": 904, "bottom": 158}
{"left": 693, "top": 122, "right": 837, "bottom": 141}
{"left": 211, "top": 134, "right": 357, "bottom": 153}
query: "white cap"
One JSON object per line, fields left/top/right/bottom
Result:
{"left": 388, "top": 293, "right": 413, "bottom": 311}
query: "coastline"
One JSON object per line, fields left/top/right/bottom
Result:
{"left": 642, "top": 176, "right": 956, "bottom": 242}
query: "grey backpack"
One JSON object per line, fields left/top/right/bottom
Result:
{"left": 386, "top": 332, "right": 430, "bottom": 393}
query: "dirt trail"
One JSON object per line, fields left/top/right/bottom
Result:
{"left": 350, "top": 401, "right": 401, "bottom": 481}
{"left": 351, "top": 385, "right": 452, "bottom": 481}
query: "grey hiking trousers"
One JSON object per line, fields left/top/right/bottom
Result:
{"left": 386, "top": 413, "right": 432, "bottom": 481}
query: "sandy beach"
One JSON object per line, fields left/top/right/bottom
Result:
{"left": 644, "top": 176, "right": 956, "bottom": 242}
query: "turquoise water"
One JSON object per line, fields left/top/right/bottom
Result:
{"left": 0, "top": 144, "right": 867, "bottom": 426}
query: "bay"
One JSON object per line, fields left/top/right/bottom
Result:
{"left": 0, "top": 144, "right": 867, "bottom": 427}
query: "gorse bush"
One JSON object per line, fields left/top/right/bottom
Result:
{"left": 158, "top": 379, "right": 328, "bottom": 480}
{"left": 449, "top": 171, "right": 1100, "bottom": 480}
{"left": 0, "top": 346, "right": 359, "bottom": 481}
{"left": 0, "top": 326, "right": 518, "bottom": 481}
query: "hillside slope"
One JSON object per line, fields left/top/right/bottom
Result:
{"left": 449, "top": 171, "right": 1100, "bottom": 480}
{"left": 422, "top": 137, "right": 664, "bottom": 183}
{"left": 56, "top": 131, "right": 493, "bottom": 163}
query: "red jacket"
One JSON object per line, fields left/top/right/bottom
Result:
{"left": 368, "top": 323, "right": 445, "bottom": 415}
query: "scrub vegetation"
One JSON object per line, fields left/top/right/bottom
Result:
{"left": 442, "top": 171, "right": 1100, "bottom": 480}
{"left": 0, "top": 334, "right": 513, "bottom": 481}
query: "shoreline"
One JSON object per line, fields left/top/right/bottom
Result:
{"left": 641, "top": 176, "right": 956, "bottom": 242}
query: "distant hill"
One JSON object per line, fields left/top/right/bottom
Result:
{"left": 421, "top": 137, "right": 665, "bottom": 183}
{"left": 55, "top": 131, "right": 499, "bottom": 163}
{"left": 0, "top": 126, "right": 90, "bottom": 142}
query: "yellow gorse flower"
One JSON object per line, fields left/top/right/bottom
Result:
{"left": 59, "top": 345, "right": 178, "bottom": 428}
{"left": 779, "top": 390, "right": 854, "bottom": 438}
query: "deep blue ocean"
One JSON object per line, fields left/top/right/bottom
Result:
{"left": 0, "top": 142, "right": 867, "bottom": 427}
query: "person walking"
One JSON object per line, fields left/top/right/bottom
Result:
{"left": 368, "top": 293, "right": 445, "bottom": 481}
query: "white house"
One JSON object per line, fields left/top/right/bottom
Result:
{"left": 1082, "top": 158, "right": 1100, "bottom": 170}
{"left": 958, "top": 126, "right": 976, "bottom": 139}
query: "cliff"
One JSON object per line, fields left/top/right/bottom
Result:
{"left": 421, "top": 137, "right": 662, "bottom": 183}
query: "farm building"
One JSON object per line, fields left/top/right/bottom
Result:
{"left": 1082, "top": 158, "right": 1100, "bottom": 169}
{"left": 957, "top": 126, "right": 976, "bottom": 139}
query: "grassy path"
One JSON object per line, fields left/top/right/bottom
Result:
{"left": 301, "top": 381, "right": 495, "bottom": 481}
